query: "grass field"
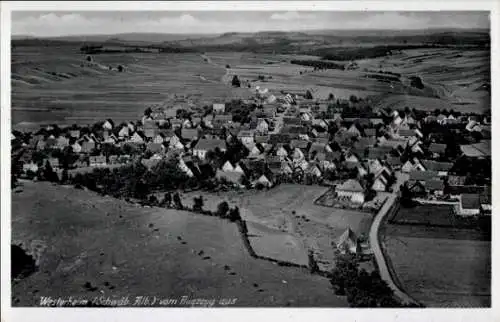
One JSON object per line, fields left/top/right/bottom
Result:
{"left": 12, "top": 47, "right": 252, "bottom": 128}
{"left": 381, "top": 204, "right": 491, "bottom": 307}
{"left": 383, "top": 236, "right": 491, "bottom": 307}
{"left": 11, "top": 181, "right": 347, "bottom": 307}
{"left": 12, "top": 46, "right": 489, "bottom": 129}
{"left": 179, "top": 184, "right": 373, "bottom": 271}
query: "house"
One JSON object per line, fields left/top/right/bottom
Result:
{"left": 146, "top": 143, "right": 166, "bottom": 155}
{"left": 248, "top": 144, "right": 264, "bottom": 159}
{"left": 80, "top": 141, "right": 96, "bottom": 154}
{"left": 386, "top": 156, "right": 402, "bottom": 170}
{"left": 143, "top": 120, "right": 158, "bottom": 138}
{"left": 216, "top": 169, "right": 243, "bottom": 186}
{"left": 71, "top": 141, "right": 82, "bottom": 153}
{"left": 369, "top": 118, "right": 384, "bottom": 126}
{"left": 336, "top": 228, "right": 361, "bottom": 254}
{"left": 167, "top": 118, "right": 181, "bottom": 130}
{"left": 460, "top": 141, "right": 491, "bottom": 158}
{"left": 153, "top": 134, "right": 165, "bottom": 144}
{"left": 409, "top": 170, "right": 439, "bottom": 182}
{"left": 306, "top": 163, "right": 322, "bottom": 178}
{"left": 213, "top": 103, "right": 226, "bottom": 113}
{"left": 181, "top": 128, "right": 199, "bottom": 141}
{"left": 129, "top": 132, "right": 145, "bottom": 144}
{"left": 465, "top": 120, "right": 482, "bottom": 132}
{"left": 46, "top": 158, "right": 60, "bottom": 169}
{"left": 275, "top": 146, "right": 289, "bottom": 160}
{"left": 89, "top": 155, "right": 107, "bottom": 167}
{"left": 193, "top": 139, "right": 226, "bottom": 160}
{"left": 253, "top": 174, "right": 273, "bottom": 188}
{"left": 364, "top": 128, "right": 377, "bottom": 137}
{"left": 221, "top": 160, "right": 235, "bottom": 172}
{"left": 102, "top": 120, "right": 114, "bottom": 130}
{"left": 23, "top": 161, "right": 39, "bottom": 174}
{"left": 69, "top": 129, "right": 81, "bottom": 139}
{"left": 256, "top": 118, "right": 269, "bottom": 134}
{"left": 425, "top": 179, "right": 444, "bottom": 196}
{"left": 118, "top": 126, "right": 130, "bottom": 138}
{"left": 456, "top": 193, "right": 481, "bottom": 216}
{"left": 421, "top": 160, "right": 454, "bottom": 176}
{"left": 335, "top": 179, "right": 365, "bottom": 204}
{"left": 238, "top": 130, "right": 255, "bottom": 146}
{"left": 428, "top": 143, "right": 447, "bottom": 156}
{"left": 402, "top": 158, "right": 425, "bottom": 173}
{"left": 292, "top": 148, "right": 305, "bottom": 161}
{"left": 213, "top": 115, "right": 233, "bottom": 129}
{"left": 347, "top": 124, "right": 361, "bottom": 136}
{"left": 372, "top": 175, "right": 388, "bottom": 192}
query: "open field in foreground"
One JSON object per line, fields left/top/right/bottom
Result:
{"left": 179, "top": 184, "right": 373, "bottom": 271}
{"left": 11, "top": 181, "right": 347, "bottom": 307}
{"left": 381, "top": 205, "right": 491, "bottom": 307}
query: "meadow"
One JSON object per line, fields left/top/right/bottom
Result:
{"left": 380, "top": 205, "right": 491, "bottom": 307}
{"left": 12, "top": 45, "right": 490, "bottom": 131}
{"left": 180, "top": 184, "right": 373, "bottom": 272}
{"left": 11, "top": 181, "right": 347, "bottom": 307}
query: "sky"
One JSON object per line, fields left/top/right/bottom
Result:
{"left": 12, "top": 11, "right": 490, "bottom": 37}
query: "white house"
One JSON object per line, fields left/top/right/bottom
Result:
{"left": 372, "top": 175, "right": 388, "bottom": 192}
{"left": 71, "top": 142, "right": 82, "bottom": 153}
{"left": 213, "top": 103, "right": 226, "bottom": 114}
{"left": 102, "top": 120, "right": 113, "bottom": 130}
{"left": 335, "top": 179, "right": 365, "bottom": 204}
{"left": 337, "top": 228, "right": 360, "bottom": 254}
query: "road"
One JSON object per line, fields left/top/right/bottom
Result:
{"left": 369, "top": 193, "right": 419, "bottom": 306}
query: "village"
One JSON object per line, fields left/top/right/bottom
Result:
{"left": 12, "top": 84, "right": 492, "bottom": 221}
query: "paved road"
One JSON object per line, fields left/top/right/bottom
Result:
{"left": 369, "top": 194, "right": 418, "bottom": 305}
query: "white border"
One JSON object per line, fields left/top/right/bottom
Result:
{"left": 1, "top": 2, "right": 498, "bottom": 322}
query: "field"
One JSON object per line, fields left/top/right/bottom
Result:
{"left": 381, "top": 205, "right": 491, "bottom": 307}
{"left": 12, "top": 46, "right": 252, "bottom": 129}
{"left": 12, "top": 45, "right": 490, "bottom": 131}
{"left": 179, "top": 184, "right": 374, "bottom": 271}
{"left": 11, "top": 181, "right": 348, "bottom": 307}
{"left": 389, "top": 204, "right": 455, "bottom": 227}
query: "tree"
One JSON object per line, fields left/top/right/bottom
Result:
{"left": 228, "top": 206, "right": 241, "bottom": 222}
{"left": 117, "top": 65, "right": 124, "bottom": 72}
{"left": 61, "top": 169, "right": 69, "bottom": 184}
{"left": 305, "top": 89, "right": 313, "bottom": 100}
{"left": 43, "top": 160, "right": 58, "bottom": 183}
{"left": 144, "top": 107, "right": 153, "bottom": 117}
{"left": 400, "top": 182, "right": 414, "bottom": 207}
{"left": 328, "top": 93, "right": 335, "bottom": 101}
{"left": 216, "top": 201, "right": 230, "bottom": 218}
{"left": 193, "top": 195, "right": 204, "bottom": 212}
{"left": 148, "top": 195, "right": 159, "bottom": 206}
{"left": 173, "top": 192, "right": 183, "bottom": 210}
{"left": 231, "top": 75, "right": 241, "bottom": 87}
{"left": 349, "top": 95, "right": 359, "bottom": 104}
{"left": 163, "top": 192, "right": 172, "bottom": 207}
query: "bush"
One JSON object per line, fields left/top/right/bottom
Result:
{"left": 216, "top": 201, "right": 230, "bottom": 218}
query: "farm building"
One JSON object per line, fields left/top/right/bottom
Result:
{"left": 336, "top": 228, "right": 361, "bottom": 254}
{"left": 193, "top": 139, "right": 226, "bottom": 160}
{"left": 335, "top": 179, "right": 365, "bottom": 204}
{"left": 213, "top": 103, "right": 226, "bottom": 114}
{"left": 253, "top": 174, "right": 273, "bottom": 188}
{"left": 456, "top": 193, "right": 481, "bottom": 216}
{"left": 89, "top": 155, "right": 107, "bottom": 167}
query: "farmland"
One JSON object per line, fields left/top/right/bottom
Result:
{"left": 11, "top": 181, "right": 347, "bottom": 307}
{"left": 179, "top": 184, "right": 374, "bottom": 271}
{"left": 12, "top": 44, "right": 490, "bottom": 130}
{"left": 381, "top": 205, "right": 491, "bottom": 307}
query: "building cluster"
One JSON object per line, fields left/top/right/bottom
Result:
{"left": 12, "top": 89, "right": 491, "bottom": 215}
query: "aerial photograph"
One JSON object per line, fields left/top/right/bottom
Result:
{"left": 10, "top": 10, "right": 491, "bottom": 308}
